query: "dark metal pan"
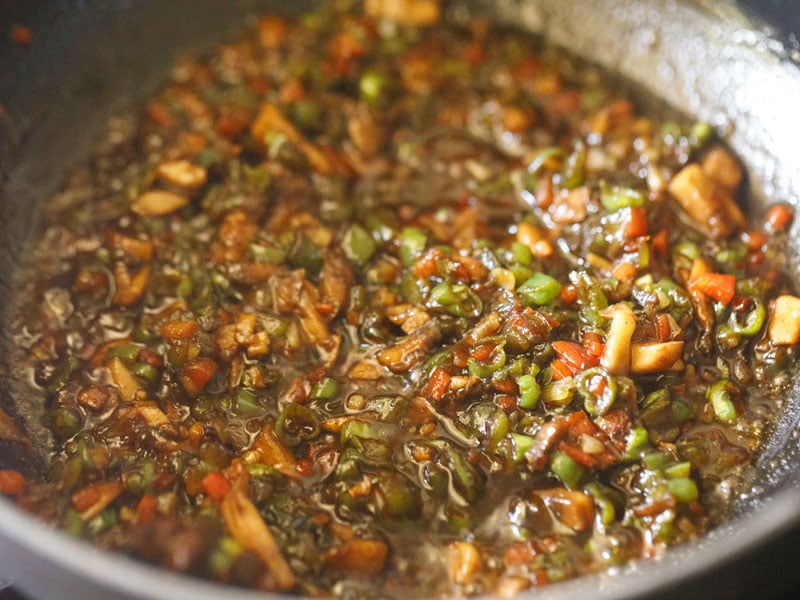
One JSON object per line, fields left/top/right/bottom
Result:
{"left": 1, "top": 1, "right": 799, "bottom": 598}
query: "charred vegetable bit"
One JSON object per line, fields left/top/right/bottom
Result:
{"left": 5, "top": 3, "right": 799, "bottom": 599}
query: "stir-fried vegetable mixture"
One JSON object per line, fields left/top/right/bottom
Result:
{"left": 3, "top": 1, "right": 799, "bottom": 597}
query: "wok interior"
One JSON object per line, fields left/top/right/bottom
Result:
{"left": 2, "top": 0, "right": 800, "bottom": 597}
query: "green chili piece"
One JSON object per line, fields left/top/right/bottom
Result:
{"left": 673, "top": 241, "right": 700, "bottom": 261}
{"left": 63, "top": 509, "right": 84, "bottom": 537}
{"left": 541, "top": 378, "right": 576, "bottom": 408}
{"left": 342, "top": 224, "right": 377, "bottom": 266}
{"left": 576, "top": 367, "right": 617, "bottom": 417}
{"left": 246, "top": 463, "right": 276, "bottom": 478}
{"left": 275, "top": 403, "right": 321, "bottom": 446}
{"left": 625, "top": 425, "right": 650, "bottom": 459}
{"left": 728, "top": 297, "right": 765, "bottom": 336}
{"left": 428, "top": 282, "right": 482, "bottom": 318}
{"left": 235, "top": 389, "right": 263, "bottom": 418}
{"left": 526, "top": 146, "right": 565, "bottom": 176}
{"left": 448, "top": 448, "right": 483, "bottom": 502}
{"left": 510, "top": 265, "right": 535, "bottom": 287}
{"left": 287, "top": 233, "right": 322, "bottom": 274}
{"left": 690, "top": 121, "right": 712, "bottom": 148}
{"left": 360, "top": 70, "right": 387, "bottom": 106}
{"left": 310, "top": 378, "right": 339, "bottom": 400}
{"left": 707, "top": 379, "right": 738, "bottom": 423}
{"left": 668, "top": 477, "right": 699, "bottom": 503}
{"left": 249, "top": 243, "right": 286, "bottom": 264}
{"left": 584, "top": 482, "right": 616, "bottom": 526}
{"left": 467, "top": 344, "right": 507, "bottom": 379}
{"left": 643, "top": 451, "right": 672, "bottom": 470}
{"left": 132, "top": 362, "right": 158, "bottom": 383}
{"left": 550, "top": 450, "right": 584, "bottom": 489}
{"left": 107, "top": 344, "right": 140, "bottom": 363}
{"left": 399, "top": 227, "right": 427, "bottom": 266}
{"left": 600, "top": 182, "right": 645, "bottom": 212}
{"left": 518, "top": 272, "right": 562, "bottom": 306}
{"left": 486, "top": 410, "right": 510, "bottom": 453}
{"left": 46, "top": 354, "right": 80, "bottom": 394}
{"left": 510, "top": 433, "right": 535, "bottom": 463}
{"left": 517, "top": 373, "right": 540, "bottom": 409}
{"left": 50, "top": 406, "right": 83, "bottom": 440}
{"left": 376, "top": 472, "right": 420, "bottom": 518}
{"left": 511, "top": 241, "right": 534, "bottom": 266}
{"left": 664, "top": 461, "right": 692, "bottom": 479}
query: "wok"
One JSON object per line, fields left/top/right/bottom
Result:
{"left": 1, "top": 1, "right": 800, "bottom": 598}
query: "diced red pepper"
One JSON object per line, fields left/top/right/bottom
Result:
{"left": 765, "top": 203, "right": 793, "bottom": 233}
{"left": 201, "top": 471, "right": 231, "bottom": 502}
{"left": 655, "top": 313, "right": 672, "bottom": 342}
{"left": 582, "top": 332, "right": 605, "bottom": 358}
{"left": 612, "top": 261, "right": 637, "bottom": 281}
{"left": 691, "top": 272, "right": 736, "bottom": 305}
{"left": 160, "top": 319, "right": 200, "bottom": 341}
{"left": 71, "top": 485, "right": 102, "bottom": 514}
{"left": 550, "top": 358, "right": 574, "bottom": 380}
{"left": 425, "top": 367, "right": 452, "bottom": 402}
{"left": 0, "top": 469, "right": 26, "bottom": 495}
{"left": 551, "top": 341, "right": 598, "bottom": 371}
{"left": 180, "top": 357, "right": 219, "bottom": 395}
{"left": 136, "top": 495, "right": 158, "bottom": 524}
{"left": 651, "top": 229, "right": 669, "bottom": 256}
{"left": 624, "top": 206, "right": 648, "bottom": 238}
{"left": 557, "top": 441, "right": 598, "bottom": 469}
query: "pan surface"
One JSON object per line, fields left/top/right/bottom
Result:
{"left": 2, "top": 1, "right": 800, "bottom": 598}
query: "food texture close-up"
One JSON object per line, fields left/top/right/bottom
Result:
{"left": 2, "top": 1, "right": 800, "bottom": 599}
